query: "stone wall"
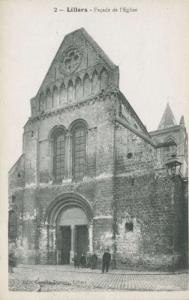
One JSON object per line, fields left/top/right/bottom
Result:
{"left": 8, "top": 154, "right": 25, "bottom": 193}
{"left": 113, "top": 123, "right": 187, "bottom": 270}
{"left": 8, "top": 26, "right": 188, "bottom": 269}
{"left": 9, "top": 94, "right": 116, "bottom": 264}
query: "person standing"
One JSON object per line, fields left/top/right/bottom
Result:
{"left": 91, "top": 253, "right": 98, "bottom": 269}
{"left": 73, "top": 253, "right": 80, "bottom": 268}
{"left": 102, "top": 248, "right": 111, "bottom": 273}
{"left": 80, "top": 253, "right": 86, "bottom": 268}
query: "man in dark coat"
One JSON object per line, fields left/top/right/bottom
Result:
{"left": 102, "top": 248, "right": 111, "bottom": 273}
{"left": 80, "top": 253, "right": 86, "bottom": 268}
{"left": 73, "top": 253, "right": 80, "bottom": 268}
{"left": 91, "top": 253, "right": 98, "bottom": 269}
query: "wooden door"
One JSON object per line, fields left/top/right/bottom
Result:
{"left": 75, "top": 225, "right": 88, "bottom": 257}
{"left": 61, "top": 226, "right": 71, "bottom": 264}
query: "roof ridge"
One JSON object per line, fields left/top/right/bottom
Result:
{"left": 79, "top": 28, "right": 116, "bottom": 68}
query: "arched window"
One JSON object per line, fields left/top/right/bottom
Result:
{"left": 92, "top": 70, "right": 99, "bottom": 94}
{"left": 39, "top": 92, "right": 45, "bottom": 112}
{"left": 75, "top": 77, "right": 83, "bottom": 100}
{"left": 46, "top": 88, "right": 52, "bottom": 110}
{"left": 52, "top": 86, "right": 59, "bottom": 108}
{"left": 83, "top": 74, "right": 91, "bottom": 97}
{"left": 68, "top": 80, "right": 74, "bottom": 102}
{"left": 60, "top": 83, "right": 67, "bottom": 105}
{"left": 72, "top": 123, "right": 87, "bottom": 181}
{"left": 52, "top": 128, "right": 66, "bottom": 182}
{"left": 100, "top": 68, "right": 109, "bottom": 90}
{"left": 163, "top": 137, "right": 177, "bottom": 158}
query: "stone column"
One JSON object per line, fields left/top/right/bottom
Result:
{"left": 48, "top": 225, "right": 56, "bottom": 264}
{"left": 56, "top": 226, "right": 62, "bottom": 265}
{"left": 70, "top": 225, "right": 75, "bottom": 263}
{"left": 39, "top": 224, "right": 48, "bottom": 264}
{"left": 88, "top": 223, "right": 93, "bottom": 253}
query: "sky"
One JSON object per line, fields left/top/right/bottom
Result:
{"left": 1, "top": 0, "right": 189, "bottom": 173}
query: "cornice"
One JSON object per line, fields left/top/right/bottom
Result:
{"left": 115, "top": 116, "right": 155, "bottom": 147}
{"left": 150, "top": 125, "right": 180, "bottom": 136}
{"left": 29, "top": 89, "right": 118, "bottom": 124}
{"left": 117, "top": 91, "right": 150, "bottom": 137}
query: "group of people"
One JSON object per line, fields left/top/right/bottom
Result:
{"left": 73, "top": 252, "right": 98, "bottom": 269}
{"left": 73, "top": 249, "right": 111, "bottom": 273}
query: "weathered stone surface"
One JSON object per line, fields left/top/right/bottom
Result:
{"left": 8, "top": 28, "right": 188, "bottom": 271}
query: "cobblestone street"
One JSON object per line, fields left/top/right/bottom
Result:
{"left": 9, "top": 265, "right": 189, "bottom": 292}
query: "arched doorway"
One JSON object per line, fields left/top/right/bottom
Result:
{"left": 44, "top": 193, "right": 93, "bottom": 265}
{"left": 57, "top": 207, "right": 89, "bottom": 264}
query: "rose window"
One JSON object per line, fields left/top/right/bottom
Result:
{"left": 61, "top": 47, "right": 81, "bottom": 73}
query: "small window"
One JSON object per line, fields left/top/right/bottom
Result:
{"left": 92, "top": 70, "right": 99, "bottom": 94}
{"left": 100, "top": 68, "right": 108, "bottom": 90}
{"left": 83, "top": 74, "right": 91, "bottom": 97}
{"left": 127, "top": 152, "right": 133, "bottom": 159}
{"left": 52, "top": 86, "right": 59, "bottom": 107}
{"left": 68, "top": 80, "right": 74, "bottom": 101}
{"left": 75, "top": 77, "right": 83, "bottom": 99}
{"left": 60, "top": 82, "right": 67, "bottom": 104}
{"left": 46, "top": 88, "right": 52, "bottom": 110}
{"left": 39, "top": 92, "right": 44, "bottom": 112}
{"left": 125, "top": 222, "right": 133, "bottom": 232}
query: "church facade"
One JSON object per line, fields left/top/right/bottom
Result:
{"left": 8, "top": 28, "right": 188, "bottom": 270}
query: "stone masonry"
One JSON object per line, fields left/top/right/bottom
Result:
{"left": 8, "top": 28, "right": 188, "bottom": 271}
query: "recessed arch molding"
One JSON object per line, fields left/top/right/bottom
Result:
{"left": 44, "top": 192, "right": 93, "bottom": 226}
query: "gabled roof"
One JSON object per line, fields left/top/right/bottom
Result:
{"left": 158, "top": 103, "right": 177, "bottom": 130}
{"left": 118, "top": 91, "right": 150, "bottom": 138}
{"left": 77, "top": 28, "right": 116, "bottom": 68}
{"left": 36, "top": 28, "right": 117, "bottom": 97}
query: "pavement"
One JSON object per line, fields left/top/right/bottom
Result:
{"left": 9, "top": 264, "right": 189, "bottom": 291}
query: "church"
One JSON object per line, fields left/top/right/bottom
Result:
{"left": 8, "top": 28, "right": 188, "bottom": 270}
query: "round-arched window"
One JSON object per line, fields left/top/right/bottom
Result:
{"left": 72, "top": 123, "right": 87, "bottom": 181}
{"left": 52, "top": 128, "right": 66, "bottom": 182}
